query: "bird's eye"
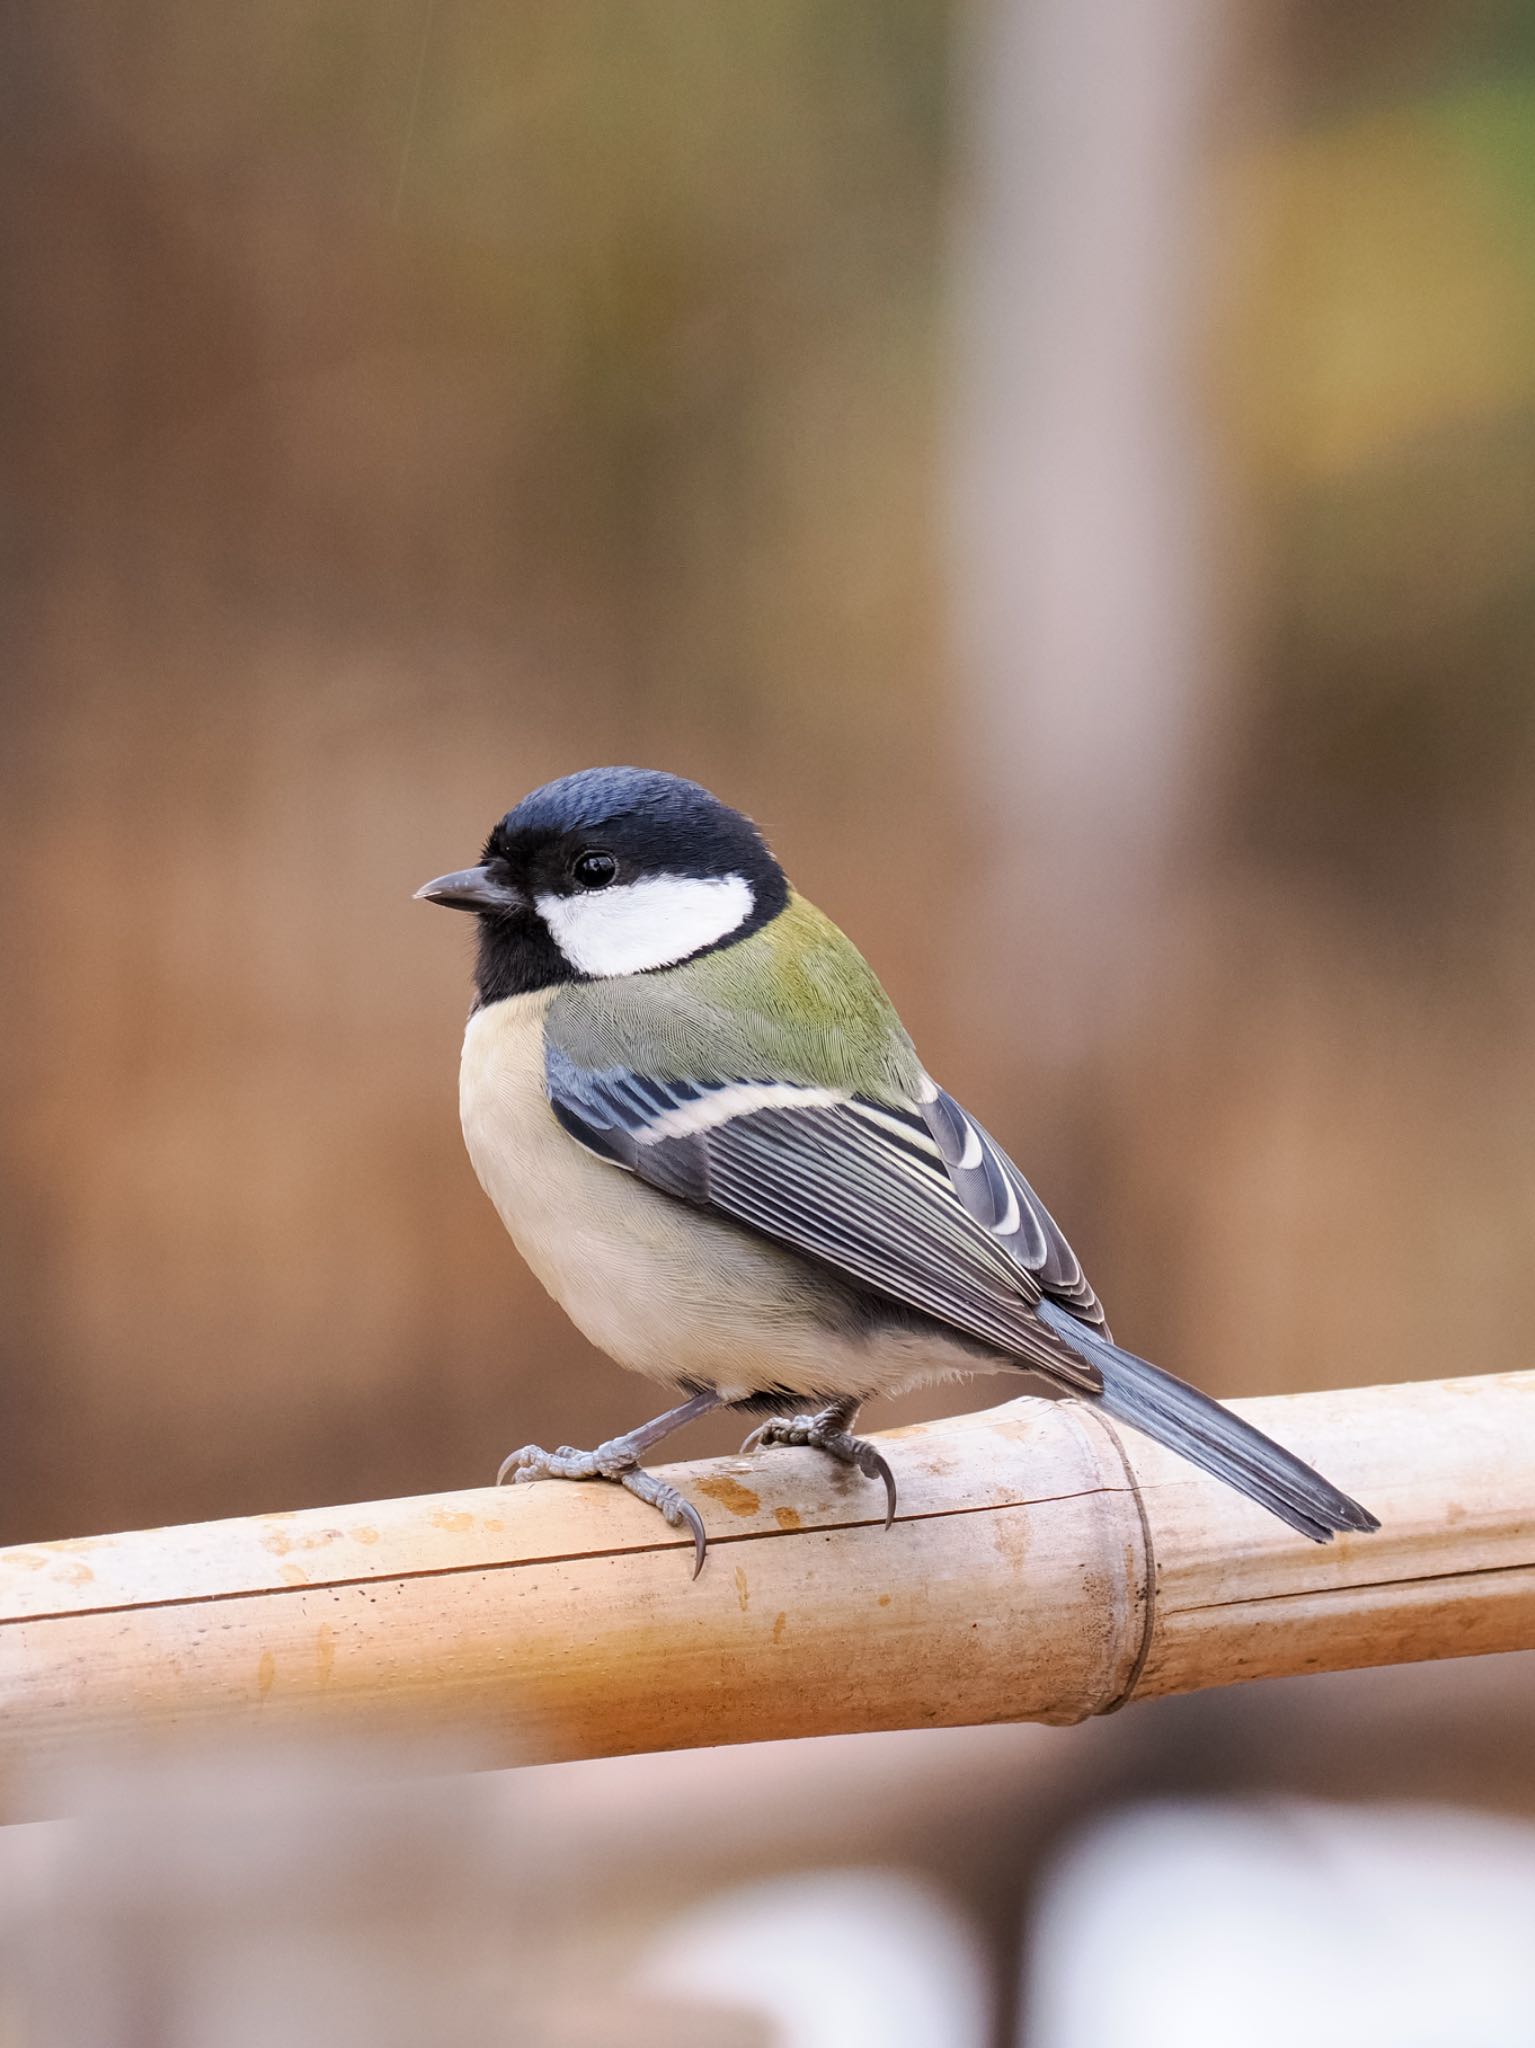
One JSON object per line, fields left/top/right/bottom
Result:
{"left": 571, "top": 850, "right": 618, "bottom": 890}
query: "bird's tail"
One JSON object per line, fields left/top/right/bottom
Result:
{"left": 1035, "top": 1299, "right": 1380, "bottom": 1543}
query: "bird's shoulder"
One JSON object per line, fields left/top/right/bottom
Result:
{"left": 546, "top": 890, "right": 923, "bottom": 1103}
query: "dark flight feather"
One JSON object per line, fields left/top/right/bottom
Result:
{"left": 1035, "top": 1299, "right": 1380, "bottom": 1540}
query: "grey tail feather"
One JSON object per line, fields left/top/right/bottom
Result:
{"left": 1035, "top": 1299, "right": 1380, "bottom": 1543}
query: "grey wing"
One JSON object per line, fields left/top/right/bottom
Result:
{"left": 545, "top": 1046, "right": 1106, "bottom": 1394}
{"left": 919, "top": 1085, "right": 1106, "bottom": 1329}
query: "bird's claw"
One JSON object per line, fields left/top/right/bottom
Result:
{"left": 618, "top": 1468, "right": 709, "bottom": 1578}
{"left": 742, "top": 1413, "right": 898, "bottom": 1528}
{"left": 846, "top": 1438, "right": 899, "bottom": 1530}
{"left": 494, "top": 1439, "right": 708, "bottom": 1573}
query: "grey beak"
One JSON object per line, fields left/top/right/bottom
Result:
{"left": 413, "top": 865, "right": 527, "bottom": 915}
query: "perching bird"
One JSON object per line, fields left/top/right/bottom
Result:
{"left": 417, "top": 766, "right": 1378, "bottom": 1573}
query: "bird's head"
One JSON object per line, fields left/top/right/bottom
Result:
{"left": 416, "top": 766, "right": 788, "bottom": 1000}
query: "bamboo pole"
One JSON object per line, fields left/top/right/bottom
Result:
{"left": 0, "top": 1372, "right": 1530, "bottom": 1813}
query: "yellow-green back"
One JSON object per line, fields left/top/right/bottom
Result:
{"left": 547, "top": 892, "right": 923, "bottom": 1103}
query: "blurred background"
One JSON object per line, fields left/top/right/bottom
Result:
{"left": 3, "top": 0, "right": 1534, "bottom": 2041}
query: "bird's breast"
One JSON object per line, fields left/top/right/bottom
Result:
{"left": 457, "top": 993, "right": 807, "bottom": 1389}
{"left": 458, "top": 991, "right": 623, "bottom": 1324}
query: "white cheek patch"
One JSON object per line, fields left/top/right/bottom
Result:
{"left": 536, "top": 872, "right": 755, "bottom": 978}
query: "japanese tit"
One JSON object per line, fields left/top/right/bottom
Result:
{"left": 418, "top": 766, "right": 1377, "bottom": 1573}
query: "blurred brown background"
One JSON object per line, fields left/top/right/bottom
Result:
{"left": 5, "top": 0, "right": 1532, "bottom": 1546}
{"left": 4, "top": 5, "right": 1535, "bottom": 2044}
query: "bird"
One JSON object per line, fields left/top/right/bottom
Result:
{"left": 417, "top": 765, "right": 1379, "bottom": 1574}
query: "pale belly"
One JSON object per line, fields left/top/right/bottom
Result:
{"left": 457, "top": 993, "right": 992, "bottom": 1406}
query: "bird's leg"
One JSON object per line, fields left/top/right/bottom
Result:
{"left": 741, "top": 1395, "right": 897, "bottom": 1528}
{"left": 496, "top": 1390, "right": 720, "bottom": 1577}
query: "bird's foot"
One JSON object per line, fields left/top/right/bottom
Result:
{"left": 741, "top": 1404, "right": 897, "bottom": 1527}
{"left": 496, "top": 1436, "right": 708, "bottom": 1577}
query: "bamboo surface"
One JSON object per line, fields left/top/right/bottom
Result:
{"left": 0, "top": 1372, "right": 1530, "bottom": 1814}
